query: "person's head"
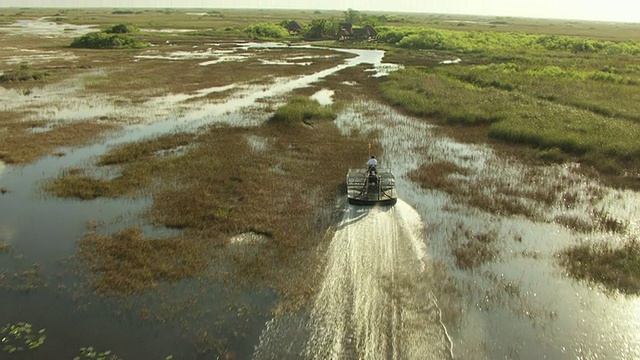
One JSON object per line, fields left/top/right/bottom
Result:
{"left": 371, "top": 155, "right": 375, "bottom": 159}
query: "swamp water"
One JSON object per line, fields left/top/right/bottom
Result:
{"left": 1, "top": 20, "right": 639, "bottom": 359}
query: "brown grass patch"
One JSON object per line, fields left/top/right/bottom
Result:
{"left": 0, "top": 118, "right": 118, "bottom": 164}
{"left": 407, "top": 161, "right": 470, "bottom": 193}
{"left": 45, "top": 173, "right": 113, "bottom": 200}
{"left": 449, "top": 222, "right": 499, "bottom": 270}
{"left": 559, "top": 238, "right": 640, "bottom": 294}
{"left": 0, "top": 242, "right": 10, "bottom": 251}
{"left": 77, "top": 227, "right": 211, "bottom": 294}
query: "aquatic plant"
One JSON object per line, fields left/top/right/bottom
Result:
{"left": 105, "top": 23, "right": 139, "bottom": 34}
{"left": 559, "top": 238, "right": 640, "bottom": 295}
{"left": 1, "top": 322, "right": 46, "bottom": 353}
{"left": 245, "top": 22, "right": 289, "bottom": 40}
{"left": 0, "top": 63, "right": 48, "bottom": 83}
{"left": 70, "top": 31, "right": 150, "bottom": 49}
{"left": 73, "top": 346, "right": 120, "bottom": 360}
{"left": 77, "top": 227, "right": 210, "bottom": 294}
{"left": 269, "top": 96, "right": 337, "bottom": 125}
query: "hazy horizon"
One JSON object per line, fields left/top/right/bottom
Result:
{"left": 1, "top": 0, "right": 638, "bottom": 23}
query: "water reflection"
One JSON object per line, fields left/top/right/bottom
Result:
{"left": 0, "top": 18, "right": 96, "bottom": 37}
{"left": 310, "top": 89, "right": 334, "bottom": 106}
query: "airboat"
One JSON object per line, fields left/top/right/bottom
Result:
{"left": 346, "top": 166, "right": 397, "bottom": 206}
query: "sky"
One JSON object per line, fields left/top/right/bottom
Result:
{"left": 2, "top": 0, "right": 639, "bottom": 23}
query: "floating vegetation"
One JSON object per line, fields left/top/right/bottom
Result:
{"left": 269, "top": 96, "right": 336, "bottom": 125}
{"left": 450, "top": 223, "right": 499, "bottom": 269}
{"left": 72, "top": 346, "right": 121, "bottom": 360}
{"left": 1, "top": 322, "right": 46, "bottom": 354}
{"left": 559, "top": 237, "right": 640, "bottom": 295}
{"left": 15, "top": 264, "right": 46, "bottom": 293}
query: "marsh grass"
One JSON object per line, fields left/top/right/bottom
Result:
{"left": 0, "top": 63, "right": 48, "bottom": 83}
{"left": 407, "top": 160, "right": 539, "bottom": 217}
{"left": 269, "top": 96, "right": 336, "bottom": 125}
{"left": 450, "top": 223, "right": 498, "bottom": 269}
{"left": 380, "top": 55, "right": 640, "bottom": 185}
{"left": 97, "top": 133, "right": 193, "bottom": 166}
{"left": 77, "top": 227, "right": 210, "bottom": 294}
{"left": 45, "top": 173, "right": 113, "bottom": 200}
{"left": 0, "top": 119, "right": 118, "bottom": 164}
{"left": 407, "top": 161, "right": 469, "bottom": 193}
{"left": 559, "top": 238, "right": 640, "bottom": 294}
{"left": 52, "top": 115, "right": 368, "bottom": 300}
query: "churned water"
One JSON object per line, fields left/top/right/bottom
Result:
{"left": 254, "top": 200, "right": 453, "bottom": 359}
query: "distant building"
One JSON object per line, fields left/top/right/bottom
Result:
{"left": 286, "top": 20, "right": 303, "bottom": 35}
{"left": 338, "top": 22, "right": 377, "bottom": 41}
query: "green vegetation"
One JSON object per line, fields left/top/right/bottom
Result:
{"left": 269, "top": 96, "right": 337, "bottom": 125}
{"left": 381, "top": 55, "right": 640, "bottom": 178}
{"left": 0, "top": 63, "right": 48, "bottom": 83}
{"left": 105, "top": 23, "right": 139, "bottom": 34}
{"left": 70, "top": 31, "right": 149, "bottom": 49}
{"left": 73, "top": 347, "right": 120, "bottom": 360}
{"left": 1, "top": 322, "right": 46, "bottom": 354}
{"left": 376, "top": 26, "right": 640, "bottom": 54}
{"left": 376, "top": 24, "right": 640, "bottom": 181}
{"left": 70, "top": 24, "right": 149, "bottom": 49}
{"left": 559, "top": 239, "right": 640, "bottom": 295}
{"left": 305, "top": 18, "right": 337, "bottom": 40}
{"left": 245, "top": 22, "right": 289, "bottom": 40}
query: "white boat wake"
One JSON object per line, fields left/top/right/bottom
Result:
{"left": 254, "top": 200, "right": 452, "bottom": 359}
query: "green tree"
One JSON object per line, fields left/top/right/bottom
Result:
{"left": 344, "top": 8, "right": 362, "bottom": 24}
{"left": 106, "top": 24, "right": 138, "bottom": 34}
{"left": 245, "top": 22, "right": 289, "bottom": 39}
{"left": 306, "top": 19, "right": 331, "bottom": 39}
